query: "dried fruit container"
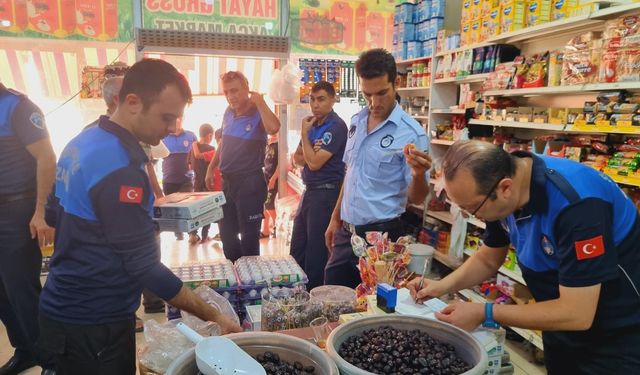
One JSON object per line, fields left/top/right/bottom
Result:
{"left": 309, "top": 285, "right": 356, "bottom": 322}
{"left": 261, "top": 287, "right": 323, "bottom": 332}
{"left": 165, "top": 332, "right": 339, "bottom": 375}
{"left": 326, "top": 315, "right": 488, "bottom": 375}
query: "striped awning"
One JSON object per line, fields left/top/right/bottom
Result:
{"left": 144, "top": 53, "right": 275, "bottom": 96}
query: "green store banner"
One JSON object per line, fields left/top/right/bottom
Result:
{"left": 0, "top": 0, "right": 133, "bottom": 42}
{"left": 290, "top": 0, "right": 398, "bottom": 55}
{"left": 143, "top": 0, "right": 280, "bottom": 36}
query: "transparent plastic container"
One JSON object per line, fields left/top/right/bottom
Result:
{"left": 260, "top": 287, "right": 322, "bottom": 332}
{"left": 309, "top": 285, "right": 357, "bottom": 322}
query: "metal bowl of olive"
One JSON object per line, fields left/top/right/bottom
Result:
{"left": 326, "top": 315, "right": 489, "bottom": 375}
{"left": 166, "top": 331, "right": 339, "bottom": 375}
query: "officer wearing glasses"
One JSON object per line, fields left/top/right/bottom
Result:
{"left": 409, "top": 140, "right": 640, "bottom": 374}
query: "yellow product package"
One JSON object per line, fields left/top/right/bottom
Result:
{"left": 482, "top": 0, "right": 498, "bottom": 17}
{"left": 480, "top": 16, "right": 491, "bottom": 42}
{"left": 470, "top": 18, "right": 482, "bottom": 45}
{"left": 462, "top": 0, "right": 473, "bottom": 23}
{"left": 461, "top": 22, "right": 472, "bottom": 46}
{"left": 501, "top": 1, "right": 526, "bottom": 33}
{"left": 488, "top": 6, "right": 502, "bottom": 37}
{"left": 552, "top": 0, "right": 578, "bottom": 20}
{"left": 526, "top": 0, "right": 552, "bottom": 27}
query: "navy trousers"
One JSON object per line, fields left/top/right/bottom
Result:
{"left": 290, "top": 187, "right": 340, "bottom": 290}
{"left": 219, "top": 171, "right": 267, "bottom": 262}
{"left": 0, "top": 197, "right": 45, "bottom": 362}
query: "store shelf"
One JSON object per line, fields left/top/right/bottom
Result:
{"left": 435, "top": 42, "right": 494, "bottom": 57}
{"left": 412, "top": 115, "right": 429, "bottom": 120}
{"left": 396, "top": 56, "right": 433, "bottom": 66}
{"left": 431, "top": 108, "right": 467, "bottom": 115}
{"left": 426, "top": 209, "right": 486, "bottom": 229}
{"left": 469, "top": 119, "right": 569, "bottom": 131}
{"left": 433, "top": 251, "right": 464, "bottom": 270}
{"left": 431, "top": 139, "right": 455, "bottom": 146}
{"left": 397, "top": 87, "right": 431, "bottom": 94}
{"left": 463, "top": 249, "right": 528, "bottom": 286}
{"left": 605, "top": 172, "right": 640, "bottom": 188}
{"left": 435, "top": 73, "right": 490, "bottom": 85}
{"left": 287, "top": 171, "right": 304, "bottom": 195}
{"left": 458, "top": 289, "right": 544, "bottom": 350}
{"left": 483, "top": 82, "right": 640, "bottom": 97}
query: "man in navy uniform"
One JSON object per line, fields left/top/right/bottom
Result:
{"left": 324, "top": 49, "right": 432, "bottom": 288}
{"left": 204, "top": 71, "right": 280, "bottom": 262}
{"left": 161, "top": 117, "right": 197, "bottom": 242}
{"left": 39, "top": 59, "right": 241, "bottom": 375}
{"left": 291, "top": 81, "right": 348, "bottom": 290}
{"left": 409, "top": 140, "right": 640, "bottom": 374}
{"left": 0, "top": 83, "right": 56, "bottom": 375}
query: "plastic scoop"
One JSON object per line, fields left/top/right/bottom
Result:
{"left": 176, "top": 322, "right": 266, "bottom": 375}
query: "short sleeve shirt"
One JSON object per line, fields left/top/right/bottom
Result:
{"left": 0, "top": 86, "right": 49, "bottom": 195}
{"left": 341, "top": 103, "right": 429, "bottom": 225}
{"left": 219, "top": 106, "right": 267, "bottom": 175}
{"left": 162, "top": 130, "right": 197, "bottom": 184}
{"left": 301, "top": 111, "right": 348, "bottom": 186}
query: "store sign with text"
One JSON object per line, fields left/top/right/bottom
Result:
{"left": 290, "top": 0, "right": 397, "bottom": 55}
{"left": 0, "top": 0, "right": 133, "bottom": 42}
{"left": 143, "top": 0, "right": 280, "bottom": 36}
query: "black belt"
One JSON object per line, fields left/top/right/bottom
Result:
{"left": 0, "top": 190, "right": 36, "bottom": 205}
{"left": 306, "top": 183, "right": 340, "bottom": 191}
{"left": 342, "top": 217, "right": 402, "bottom": 236}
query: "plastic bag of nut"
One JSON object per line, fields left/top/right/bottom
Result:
{"left": 261, "top": 286, "right": 323, "bottom": 331}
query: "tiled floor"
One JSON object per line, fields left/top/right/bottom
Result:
{"left": 0, "top": 232, "right": 546, "bottom": 374}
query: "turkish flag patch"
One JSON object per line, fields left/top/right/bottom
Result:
{"left": 574, "top": 235, "right": 605, "bottom": 260}
{"left": 119, "top": 185, "right": 143, "bottom": 204}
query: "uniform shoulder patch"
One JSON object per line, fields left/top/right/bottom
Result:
{"left": 30, "top": 112, "right": 45, "bottom": 130}
{"left": 119, "top": 186, "right": 143, "bottom": 204}
{"left": 322, "top": 131, "right": 332, "bottom": 145}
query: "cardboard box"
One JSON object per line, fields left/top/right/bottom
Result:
{"left": 526, "top": 0, "right": 552, "bottom": 27}
{"left": 154, "top": 191, "right": 225, "bottom": 219}
{"left": 461, "top": 22, "right": 472, "bottom": 46}
{"left": 552, "top": 0, "right": 577, "bottom": 20}
{"left": 501, "top": 1, "right": 526, "bottom": 33}
{"left": 462, "top": 0, "right": 473, "bottom": 23}
{"left": 154, "top": 207, "right": 224, "bottom": 232}
{"left": 472, "top": 0, "right": 482, "bottom": 20}
{"left": 470, "top": 18, "right": 482, "bottom": 45}
{"left": 245, "top": 304, "right": 262, "bottom": 331}
{"left": 488, "top": 6, "right": 502, "bottom": 37}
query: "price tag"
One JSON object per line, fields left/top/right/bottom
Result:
{"left": 595, "top": 120, "right": 611, "bottom": 127}
{"left": 617, "top": 121, "right": 633, "bottom": 127}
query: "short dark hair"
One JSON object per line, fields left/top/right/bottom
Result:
{"left": 355, "top": 48, "right": 397, "bottom": 85}
{"left": 311, "top": 81, "right": 335, "bottom": 97}
{"left": 442, "top": 140, "right": 516, "bottom": 196}
{"left": 220, "top": 71, "right": 249, "bottom": 88}
{"left": 199, "top": 123, "right": 214, "bottom": 138}
{"left": 119, "top": 59, "right": 192, "bottom": 109}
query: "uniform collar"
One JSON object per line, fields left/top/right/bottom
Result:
{"left": 231, "top": 103, "right": 258, "bottom": 118}
{"left": 314, "top": 111, "right": 336, "bottom": 127}
{"left": 511, "top": 151, "right": 548, "bottom": 217}
{"left": 98, "top": 115, "right": 148, "bottom": 164}
{"left": 358, "top": 103, "right": 403, "bottom": 132}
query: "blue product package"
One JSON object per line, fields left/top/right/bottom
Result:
{"left": 428, "top": 17, "right": 444, "bottom": 40}
{"left": 423, "top": 0, "right": 432, "bottom": 22}
{"left": 398, "top": 22, "right": 416, "bottom": 42}
{"left": 417, "top": 21, "right": 429, "bottom": 41}
{"left": 483, "top": 45, "right": 497, "bottom": 73}
{"left": 399, "top": 2, "right": 416, "bottom": 23}
{"left": 472, "top": 47, "right": 486, "bottom": 75}
{"left": 393, "top": 24, "right": 399, "bottom": 45}
{"left": 430, "top": 0, "right": 445, "bottom": 18}
{"left": 401, "top": 42, "right": 409, "bottom": 61}
{"left": 422, "top": 39, "right": 436, "bottom": 57}
{"left": 407, "top": 41, "right": 423, "bottom": 60}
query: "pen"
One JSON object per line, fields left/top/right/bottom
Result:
{"left": 417, "top": 256, "right": 430, "bottom": 292}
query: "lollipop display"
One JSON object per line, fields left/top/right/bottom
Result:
{"left": 353, "top": 232, "right": 412, "bottom": 308}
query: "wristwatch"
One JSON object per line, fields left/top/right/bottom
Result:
{"left": 482, "top": 302, "right": 500, "bottom": 329}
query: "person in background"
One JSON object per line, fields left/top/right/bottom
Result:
{"left": 188, "top": 123, "right": 216, "bottom": 243}
{"left": 204, "top": 71, "right": 280, "bottom": 262}
{"left": 408, "top": 140, "right": 640, "bottom": 374}
{"left": 324, "top": 49, "right": 432, "bottom": 288}
{"left": 290, "top": 81, "right": 348, "bottom": 290}
{"left": 0, "top": 83, "right": 56, "bottom": 375}
{"left": 39, "top": 59, "right": 241, "bottom": 375}
{"left": 262, "top": 132, "right": 279, "bottom": 238}
{"left": 161, "top": 117, "right": 197, "bottom": 242}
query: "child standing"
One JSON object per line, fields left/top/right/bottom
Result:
{"left": 189, "top": 124, "right": 217, "bottom": 243}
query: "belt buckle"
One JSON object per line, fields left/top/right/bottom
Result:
{"left": 345, "top": 222, "right": 356, "bottom": 234}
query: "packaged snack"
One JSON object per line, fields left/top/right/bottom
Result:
{"left": 470, "top": 18, "right": 482, "bottom": 45}
{"left": 616, "top": 48, "right": 640, "bottom": 82}
{"left": 501, "top": 1, "right": 526, "bottom": 34}
{"left": 551, "top": 0, "right": 577, "bottom": 21}
{"left": 561, "top": 32, "right": 602, "bottom": 85}
{"left": 471, "top": 0, "right": 482, "bottom": 20}
{"left": 548, "top": 50, "right": 564, "bottom": 86}
{"left": 473, "top": 47, "right": 487, "bottom": 74}
{"left": 603, "top": 14, "right": 640, "bottom": 46}
{"left": 461, "top": 22, "right": 471, "bottom": 47}
{"left": 483, "top": 45, "right": 498, "bottom": 73}
{"left": 462, "top": 0, "right": 473, "bottom": 24}
{"left": 526, "top": 0, "right": 552, "bottom": 28}
{"left": 522, "top": 52, "right": 549, "bottom": 88}
{"left": 511, "top": 56, "right": 529, "bottom": 89}
{"left": 482, "top": 0, "right": 498, "bottom": 17}
{"left": 488, "top": 6, "right": 502, "bottom": 37}
{"left": 600, "top": 49, "right": 619, "bottom": 83}
{"left": 480, "top": 16, "right": 491, "bottom": 42}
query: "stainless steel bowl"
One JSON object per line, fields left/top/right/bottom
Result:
{"left": 326, "top": 315, "right": 489, "bottom": 375}
{"left": 165, "top": 331, "right": 339, "bottom": 375}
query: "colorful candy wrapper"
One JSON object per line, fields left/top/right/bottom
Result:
{"left": 366, "top": 247, "right": 378, "bottom": 262}
{"left": 351, "top": 234, "right": 366, "bottom": 257}
{"left": 365, "top": 231, "right": 383, "bottom": 246}
{"left": 396, "top": 235, "right": 412, "bottom": 246}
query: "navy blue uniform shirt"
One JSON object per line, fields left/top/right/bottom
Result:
{"left": 219, "top": 105, "right": 267, "bottom": 175}
{"left": 0, "top": 85, "right": 49, "bottom": 195}
{"left": 483, "top": 152, "right": 640, "bottom": 336}
{"left": 162, "top": 130, "right": 197, "bottom": 184}
{"left": 301, "top": 111, "right": 348, "bottom": 186}
{"left": 42, "top": 116, "right": 183, "bottom": 324}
